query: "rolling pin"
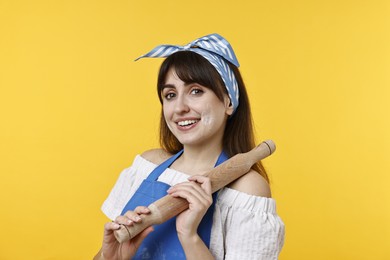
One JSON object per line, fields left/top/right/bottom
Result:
{"left": 114, "top": 140, "right": 276, "bottom": 243}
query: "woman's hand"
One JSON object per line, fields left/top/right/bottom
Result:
{"left": 99, "top": 207, "right": 154, "bottom": 260}
{"left": 167, "top": 175, "right": 213, "bottom": 238}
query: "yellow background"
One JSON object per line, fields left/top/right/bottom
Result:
{"left": 0, "top": 0, "right": 389, "bottom": 259}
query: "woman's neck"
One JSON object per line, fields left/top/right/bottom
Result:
{"left": 171, "top": 144, "right": 223, "bottom": 176}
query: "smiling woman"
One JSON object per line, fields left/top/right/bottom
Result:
{"left": 161, "top": 67, "right": 231, "bottom": 152}
{"left": 94, "top": 34, "right": 285, "bottom": 260}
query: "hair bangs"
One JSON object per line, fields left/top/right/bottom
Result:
{"left": 157, "top": 51, "right": 226, "bottom": 103}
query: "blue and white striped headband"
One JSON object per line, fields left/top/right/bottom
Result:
{"left": 135, "top": 33, "right": 240, "bottom": 113}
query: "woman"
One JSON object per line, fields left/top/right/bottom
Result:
{"left": 94, "top": 34, "right": 285, "bottom": 260}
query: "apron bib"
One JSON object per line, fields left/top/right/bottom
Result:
{"left": 121, "top": 150, "right": 228, "bottom": 259}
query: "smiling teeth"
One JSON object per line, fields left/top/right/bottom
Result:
{"left": 178, "top": 120, "right": 198, "bottom": 126}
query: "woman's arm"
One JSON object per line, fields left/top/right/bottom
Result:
{"left": 167, "top": 175, "right": 215, "bottom": 259}
{"left": 178, "top": 233, "right": 214, "bottom": 260}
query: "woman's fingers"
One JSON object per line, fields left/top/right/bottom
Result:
{"left": 101, "top": 206, "right": 153, "bottom": 248}
{"left": 115, "top": 215, "right": 135, "bottom": 226}
{"left": 114, "top": 206, "right": 151, "bottom": 226}
{"left": 104, "top": 221, "right": 121, "bottom": 231}
{"left": 134, "top": 206, "right": 151, "bottom": 214}
{"left": 102, "top": 222, "right": 122, "bottom": 244}
{"left": 169, "top": 176, "right": 212, "bottom": 198}
{"left": 188, "top": 175, "right": 212, "bottom": 195}
{"left": 167, "top": 177, "right": 213, "bottom": 208}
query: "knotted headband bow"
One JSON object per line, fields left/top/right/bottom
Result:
{"left": 135, "top": 33, "right": 240, "bottom": 112}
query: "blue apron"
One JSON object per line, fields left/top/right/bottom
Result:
{"left": 121, "top": 150, "right": 228, "bottom": 259}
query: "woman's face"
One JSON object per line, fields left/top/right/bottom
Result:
{"left": 161, "top": 68, "right": 233, "bottom": 149}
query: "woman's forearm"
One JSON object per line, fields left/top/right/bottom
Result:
{"left": 179, "top": 234, "right": 214, "bottom": 260}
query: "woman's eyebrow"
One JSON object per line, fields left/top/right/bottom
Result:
{"left": 161, "top": 82, "right": 196, "bottom": 90}
{"left": 161, "top": 84, "right": 176, "bottom": 90}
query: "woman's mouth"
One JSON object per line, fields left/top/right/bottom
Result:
{"left": 177, "top": 119, "right": 199, "bottom": 128}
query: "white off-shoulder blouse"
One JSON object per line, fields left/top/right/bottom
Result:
{"left": 102, "top": 155, "right": 285, "bottom": 260}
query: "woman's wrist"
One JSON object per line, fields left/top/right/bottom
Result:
{"left": 178, "top": 231, "right": 199, "bottom": 245}
{"left": 178, "top": 233, "right": 214, "bottom": 260}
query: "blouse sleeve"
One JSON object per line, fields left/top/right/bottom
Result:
{"left": 211, "top": 188, "right": 285, "bottom": 260}
{"left": 101, "top": 155, "right": 156, "bottom": 220}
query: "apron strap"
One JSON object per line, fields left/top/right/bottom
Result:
{"left": 215, "top": 151, "right": 229, "bottom": 167}
{"left": 147, "top": 150, "right": 184, "bottom": 181}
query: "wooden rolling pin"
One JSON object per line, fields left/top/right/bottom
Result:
{"left": 114, "top": 140, "right": 276, "bottom": 243}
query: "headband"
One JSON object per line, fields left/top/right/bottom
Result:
{"left": 135, "top": 33, "right": 240, "bottom": 113}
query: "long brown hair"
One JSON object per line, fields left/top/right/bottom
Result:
{"left": 156, "top": 51, "right": 269, "bottom": 182}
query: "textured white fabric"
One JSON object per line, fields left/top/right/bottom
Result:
{"left": 102, "top": 155, "right": 285, "bottom": 259}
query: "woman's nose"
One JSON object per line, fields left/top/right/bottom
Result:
{"left": 174, "top": 96, "right": 190, "bottom": 113}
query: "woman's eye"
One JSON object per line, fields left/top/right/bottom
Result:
{"left": 165, "top": 92, "right": 176, "bottom": 100}
{"left": 191, "top": 88, "right": 203, "bottom": 95}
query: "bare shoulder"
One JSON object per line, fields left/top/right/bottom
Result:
{"left": 140, "top": 148, "right": 172, "bottom": 165}
{"left": 228, "top": 170, "right": 272, "bottom": 198}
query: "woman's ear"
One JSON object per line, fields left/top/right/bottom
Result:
{"left": 224, "top": 96, "right": 234, "bottom": 116}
